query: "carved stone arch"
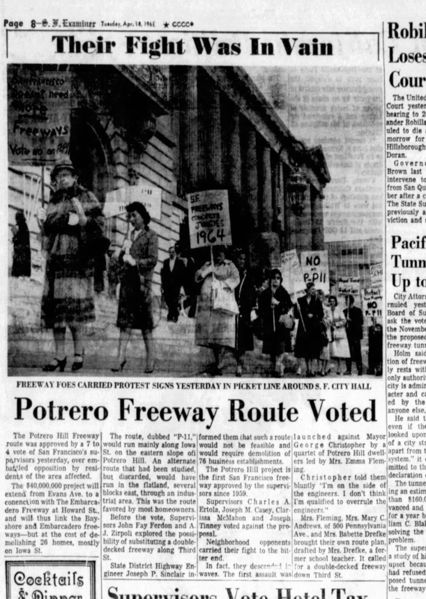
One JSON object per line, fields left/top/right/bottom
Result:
{"left": 70, "top": 108, "right": 115, "bottom": 204}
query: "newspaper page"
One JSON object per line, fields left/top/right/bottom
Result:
{"left": 0, "top": 1, "right": 424, "bottom": 599}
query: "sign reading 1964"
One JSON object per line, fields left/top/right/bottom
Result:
{"left": 187, "top": 189, "right": 232, "bottom": 249}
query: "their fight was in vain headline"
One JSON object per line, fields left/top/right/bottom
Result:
{"left": 50, "top": 34, "right": 333, "bottom": 58}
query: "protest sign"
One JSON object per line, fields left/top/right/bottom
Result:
{"left": 187, "top": 189, "right": 232, "bottom": 249}
{"left": 300, "top": 250, "right": 329, "bottom": 293}
{"left": 8, "top": 67, "right": 72, "bottom": 165}
{"left": 104, "top": 184, "right": 162, "bottom": 220}
{"left": 281, "top": 249, "right": 305, "bottom": 299}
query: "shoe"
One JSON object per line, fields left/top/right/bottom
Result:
{"left": 343, "top": 370, "right": 351, "bottom": 375}
{"left": 42, "top": 357, "right": 66, "bottom": 372}
{"left": 111, "top": 360, "right": 127, "bottom": 373}
{"left": 208, "top": 364, "right": 222, "bottom": 376}
{"left": 71, "top": 354, "right": 84, "bottom": 372}
{"left": 145, "top": 361, "right": 155, "bottom": 374}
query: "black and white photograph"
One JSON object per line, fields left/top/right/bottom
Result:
{"left": 7, "top": 63, "right": 383, "bottom": 377}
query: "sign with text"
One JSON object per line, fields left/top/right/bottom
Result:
{"left": 362, "top": 287, "right": 383, "bottom": 324}
{"left": 280, "top": 249, "right": 305, "bottom": 299}
{"left": 187, "top": 189, "right": 231, "bottom": 249}
{"left": 337, "top": 276, "right": 361, "bottom": 298}
{"left": 8, "top": 68, "right": 72, "bottom": 165}
{"left": 300, "top": 250, "right": 329, "bottom": 293}
{"left": 370, "top": 263, "right": 383, "bottom": 289}
{"left": 104, "top": 184, "right": 162, "bottom": 220}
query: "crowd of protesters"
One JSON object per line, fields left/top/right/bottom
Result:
{"left": 153, "top": 244, "right": 372, "bottom": 378}
{"left": 29, "top": 161, "right": 379, "bottom": 377}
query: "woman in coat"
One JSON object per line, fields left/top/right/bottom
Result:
{"left": 195, "top": 247, "right": 240, "bottom": 375}
{"left": 41, "top": 161, "right": 104, "bottom": 372}
{"left": 328, "top": 295, "right": 351, "bottom": 375}
{"left": 317, "top": 289, "right": 332, "bottom": 376}
{"left": 234, "top": 250, "right": 257, "bottom": 376}
{"left": 11, "top": 210, "right": 31, "bottom": 277}
{"left": 258, "top": 269, "right": 293, "bottom": 377}
{"left": 294, "top": 282, "right": 324, "bottom": 377}
{"left": 112, "top": 202, "right": 158, "bottom": 374}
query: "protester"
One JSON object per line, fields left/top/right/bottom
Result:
{"left": 11, "top": 210, "right": 31, "bottom": 278}
{"left": 328, "top": 295, "right": 351, "bottom": 375}
{"left": 41, "top": 160, "right": 104, "bottom": 372}
{"left": 294, "top": 282, "right": 324, "bottom": 377}
{"left": 175, "top": 242, "right": 197, "bottom": 318}
{"left": 161, "top": 244, "right": 187, "bottom": 322}
{"left": 368, "top": 322, "right": 383, "bottom": 376}
{"left": 258, "top": 269, "right": 293, "bottom": 377}
{"left": 195, "top": 246, "right": 240, "bottom": 375}
{"left": 112, "top": 202, "right": 158, "bottom": 373}
{"left": 317, "top": 289, "right": 332, "bottom": 376}
{"left": 344, "top": 294, "right": 364, "bottom": 375}
{"left": 234, "top": 250, "right": 257, "bottom": 376}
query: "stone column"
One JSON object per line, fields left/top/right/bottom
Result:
{"left": 276, "top": 161, "right": 285, "bottom": 231}
{"left": 228, "top": 107, "right": 242, "bottom": 196}
{"left": 296, "top": 185, "right": 312, "bottom": 252}
{"left": 311, "top": 189, "right": 325, "bottom": 250}
{"left": 206, "top": 83, "right": 223, "bottom": 187}
{"left": 259, "top": 143, "right": 273, "bottom": 231}
{"left": 242, "top": 126, "right": 258, "bottom": 231}
{"left": 181, "top": 67, "right": 199, "bottom": 192}
{"left": 284, "top": 172, "right": 297, "bottom": 252}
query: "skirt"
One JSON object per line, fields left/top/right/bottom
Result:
{"left": 116, "top": 267, "right": 153, "bottom": 331}
{"left": 41, "top": 257, "right": 95, "bottom": 329}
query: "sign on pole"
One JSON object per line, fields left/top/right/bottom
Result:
{"left": 187, "top": 189, "right": 232, "bottom": 249}
{"left": 370, "top": 263, "right": 383, "bottom": 290}
{"left": 337, "top": 277, "right": 361, "bottom": 297}
{"left": 362, "top": 288, "right": 383, "bottom": 324}
{"left": 300, "top": 250, "right": 329, "bottom": 293}
{"left": 8, "top": 68, "right": 72, "bottom": 165}
{"left": 280, "top": 249, "right": 305, "bottom": 299}
{"left": 104, "top": 184, "right": 162, "bottom": 220}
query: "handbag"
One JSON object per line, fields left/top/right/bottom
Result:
{"left": 333, "top": 326, "right": 346, "bottom": 340}
{"left": 319, "top": 321, "right": 329, "bottom": 347}
{"left": 279, "top": 311, "right": 295, "bottom": 330}
{"left": 211, "top": 277, "right": 239, "bottom": 315}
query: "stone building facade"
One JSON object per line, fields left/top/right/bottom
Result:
{"left": 8, "top": 64, "right": 330, "bottom": 372}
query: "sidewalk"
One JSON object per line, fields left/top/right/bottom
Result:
{"left": 8, "top": 278, "right": 376, "bottom": 378}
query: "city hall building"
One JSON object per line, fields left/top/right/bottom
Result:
{"left": 8, "top": 64, "right": 330, "bottom": 371}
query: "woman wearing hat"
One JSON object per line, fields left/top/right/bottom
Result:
{"left": 41, "top": 160, "right": 104, "bottom": 372}
{"left": 195, "top": 246, "right": 240, "bottom": 375}
{"left": 294, "top": 282, "right": 324, "bottom": 377}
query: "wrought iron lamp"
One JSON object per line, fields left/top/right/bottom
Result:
{"left": 287, "top": 169, "right": 308, "bottom": 216}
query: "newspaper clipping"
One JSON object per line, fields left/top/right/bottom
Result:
{"left": 1, "top": 2, "right": 425, "bottom": 599}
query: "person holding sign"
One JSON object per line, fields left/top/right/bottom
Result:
{"left": 258, "top": 269, "right": 294, "bottom": 377}
{"left": 344, "top": 294, "right": 364, "bottom": 375}
{"left": 234, "top": 250, "right": 257, "bottom": 377}
{"left": 195, "top": 247, "right": 240, "bottom": 376}
{"left": 294, "top": 282, "right": 324, "bottom": 377}
{"left": 112, "top": 202, "right": 158, "bottom": 373}
{"left": 328, "top": 295, "right": 350, "bottom": 375}
{"left": 41, "top": 160, "right": 104, "bottom": 372}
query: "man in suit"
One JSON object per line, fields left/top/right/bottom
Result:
{"left": 161, "top": 245, "right": 187, "bottom": 322}
{"left": 344, "top": 294, "right": 364, "bottom": 375}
